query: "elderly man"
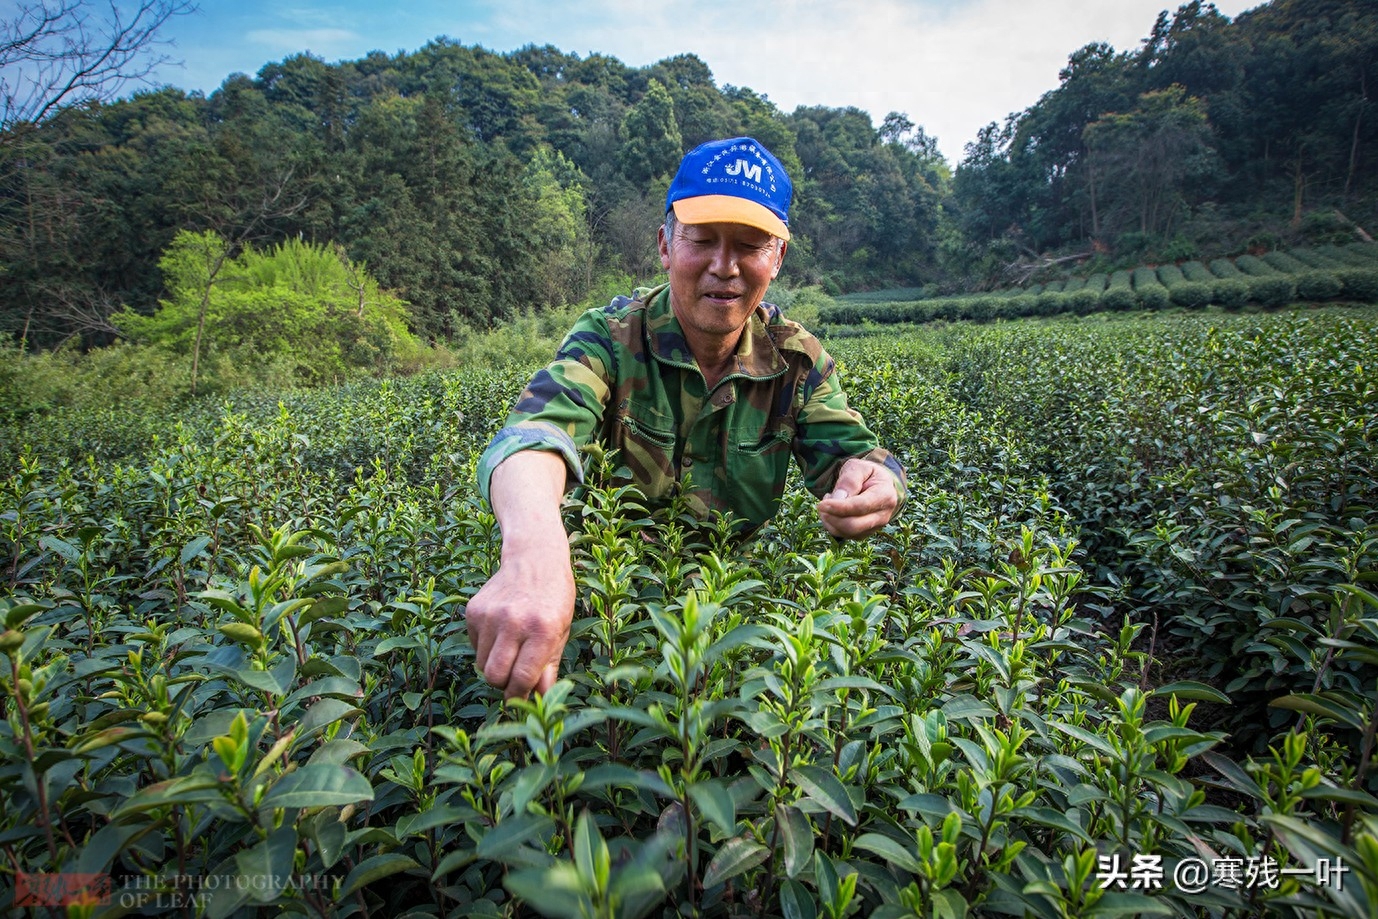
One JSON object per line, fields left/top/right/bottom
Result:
{"left": 467, "top": 137, "right": 907, "bottom": 699}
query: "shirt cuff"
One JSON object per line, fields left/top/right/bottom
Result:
{"left": 476, "top": 422, "right": 585, "bottom": 503}
{"left": 864, "top": 448, "right": 909, "bottom": 514}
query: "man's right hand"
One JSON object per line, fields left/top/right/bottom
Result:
{"left": 465, "top": 542, "right": 574, "bottom": 700}
{"left": 464, "top": 450, "right": 576, "bottom": 700}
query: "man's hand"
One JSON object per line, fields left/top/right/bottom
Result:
{"left": 465, "top": 543, "right": 574, "bottom": 701}
{"left": 465, "top": 450, "right": 574, "bottom": 700}
{"left": 816, "top": 457, "right": 900, "bottom": 539}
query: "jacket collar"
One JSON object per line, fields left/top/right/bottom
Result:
{"left": 642, "top": 284, "right": 787, "bottom": 381}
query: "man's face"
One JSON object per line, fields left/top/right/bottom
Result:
{"left": 659, "top": 219, "right": 786, "bottom": 342}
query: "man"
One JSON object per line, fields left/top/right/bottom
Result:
{"left": 466, "top": 137, "right": 907, "bottom": 699}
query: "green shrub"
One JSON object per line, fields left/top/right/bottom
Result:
{"left": 1159, "top": 233, "right": 1198, "bottom": 261}
{"left": 1247, "top": 274, "right": 1296, "bottom": 306}
{"left": 1209, "top": 258, "right": 1244, "bottom": 278}
{"left": 1138, "top": 284, "right": 1170, "bottom": 309}
{"left": 1100, "top": 270, "right": 1136, "bottom": 312}
{"left": 1337, "top": 267, "right": 1378, "bottom": 302}
{"left": 1133, "top": 267, "right": 1170, "bottom": 309}
{"left": 931, "top": 298, "right": 961, "bottom": 321}
{"left": 1211, "top": 278, "right": 1250, "bottom": 310}
{"left": 1236, "top": 254, "right": 1280, "bottom": 276}
{"left": 1294, "top": 270, "right": 1344, "bottom": 301}
{"left": 769, "top": 284, "right": 835, "bottom": 328}
{"left": 1008, "top": 294, "right": 1039, "bottom": 317}
{"left": 824, "top": 304, "right": 863, "bottom": 325}
{"left": 1158, "top": 264, "right": 1211, "bottom": 309}
{"left": 1036, "top": 290, "right": 1068, "bottom": 315}
{"left": 1297, "top": 208, "right": 1356, "bottom": 245}
{"left": 1289, "top": 248, "right": 1345, "bottom": 270}
{"left": 1100, "top": 286, "right": 1137, "bottom": 311}
{"left": 5, "top": 311, "right": 1378, "bottom": 919}
{"left": 1083, "top": 273, "right": 1108, "bottom": 293}
{"left": 965, "top": 296, "right": 998, "bottom": 321}
{"left": 1181, "top": 261, "right": 1214, "bottom": 283}
{"left": 1342, "top": 241, "right": 1378, "bottom": 263}
{"left": 1170, "top": 281, "right": 1212, "bottom": 309}
{"left": 1320, "top": 243, "right": 1378, "bottom": 267}
{"left": 115, "top": 231, "right": 425, "bottom": 389}
{"left": 1067, "top": 287, "right": 1102, "bottom": 315}
{"left": 1262, "top": 250, "right": 1309, "bottom": 273}
{"left": 1157, "top": 264, "right": 1187, "bottom": 287}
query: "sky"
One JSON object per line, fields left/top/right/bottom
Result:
{"left": 145, "top": 0, "right": 1260, "bottom": 164}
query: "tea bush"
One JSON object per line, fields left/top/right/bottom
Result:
{"left": 1248, "top": 275, "right": 1298, "bottom": 307}
{"left": 1132, "top": 269, "right": 1170, "bottom": 310}
{"left": 1100, "top": 272, "right": 1137, "bottom": 312}
{"left": 1295, "top": 271, "right": 1344, "bottom": 302}
{"left": 1066, "top": 287, "right": 1102, "bottom": 315}
{"left": 1261, "top": 252, "right": 1309, "bottom": 274}
{"left": 1339, "top": 268, "right": 1378, "bottom": 302}
{"left": 1211, "top": 278, "right": 1251, "bottom": 311}
{"left": 818, "top": 246, "right": 1373, "bottom": 328}
{"left": 1181, "top": 262, "right": 1215, "bottom": 284}
{"left": 1208, "top": 258, "right": 1244, "bottom": 279}
{"left": 3, "top": 309, "right": 1378, "bottom": 918}
{"left": 935, "top": 310, "right": 1378, "bottom": 742}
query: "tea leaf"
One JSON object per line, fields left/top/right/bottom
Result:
{"left": 790, "top": 765, "right": 857, "bottom": 827}
{"left": 701, "top": 836, "right": 770, "bottom": 889}
{"left": 341, "top": 851, "right": 422, "bottom": 897}
{"left": 259, "top": 764, "right": 374, "bottom": 810}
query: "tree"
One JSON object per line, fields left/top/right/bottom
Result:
{"left": 521, "top": 146, "right": 593, "bottom": 305}
{"left": 1083, "top": 85, "right": 1217, "bottom": 241}
{"left": 115, "top": 230, "right": 419, "bottom": 389}
{"left": 619, "top": 78, "right": 681, "bottom": 185}
{"left": 0, "top": 0, "right": 194, "bottom": 139}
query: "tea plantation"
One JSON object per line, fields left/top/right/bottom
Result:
{"left": 2, "top": 306, "right": 1376, "bottom": 917}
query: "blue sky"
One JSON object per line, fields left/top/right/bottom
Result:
{"left": 149, "top": 0, "right": 1258, "bottom": 163}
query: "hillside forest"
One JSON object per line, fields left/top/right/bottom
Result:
{"left": 1, "top": 0, "right": 1376, "bottom": 365}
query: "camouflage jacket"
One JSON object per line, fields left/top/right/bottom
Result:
{"left": 477, "top": 283, "right": 906, "bottom": 530}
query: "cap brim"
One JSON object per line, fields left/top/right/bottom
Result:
{"left": 673, "top": 196, "right": 790, "bottom": 241}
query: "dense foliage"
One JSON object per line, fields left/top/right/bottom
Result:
{"left": 4, "top": 0, "right": 1378, "bottom": 351}
{"left": 3, "top": 307, "right": 1376, "bottom": 917}
{"left": 112, "top": 231, "right": 425, "bottom": 391}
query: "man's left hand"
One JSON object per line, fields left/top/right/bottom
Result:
{"left": 816, "top": 457, "right": 900, "bottom": 539}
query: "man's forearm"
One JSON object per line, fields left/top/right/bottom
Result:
{"left": 489, "top": 450, "right": 571, "bottom": 558}
{"left": 467, "top": 449, "right": 576, "bottom": 699}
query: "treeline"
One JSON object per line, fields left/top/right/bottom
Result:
{"left": 0, "top": 42, "right": 947, "bottom": 349}
{"left": 1, "top": 0, "right": 1376, "bottom": 354}
{"left": 949, "top": 0, "right": 1378, "bottom": 284}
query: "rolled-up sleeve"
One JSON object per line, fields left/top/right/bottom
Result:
{"left": 475, "top": 310, "right": 616, "bottom": 503}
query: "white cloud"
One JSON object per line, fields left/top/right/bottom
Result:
{"left": 246, "top": 27, "right": 359, "bottom": 55}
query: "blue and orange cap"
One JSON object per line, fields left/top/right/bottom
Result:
{"left": 666, "top": 137, "right": 792, "bottom": 241}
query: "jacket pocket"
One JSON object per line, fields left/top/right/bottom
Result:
{"left": 613, "top": 402, "right": 677, "bottom": 496}
{"left": 728, "top": 425, "right": 795, "bottom": 527}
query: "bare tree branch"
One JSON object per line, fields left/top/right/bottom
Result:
{"left": 20, "top": 280, "right": 124, "bottom": 347}
{"left": 1, "top": 0, "right": 195, "bottom": 137}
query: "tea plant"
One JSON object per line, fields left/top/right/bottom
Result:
{"left": 2, "top": 306, "right": 1376, "bottom": 917}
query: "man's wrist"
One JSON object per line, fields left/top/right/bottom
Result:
{"left": 499, "top": 530, "right": 572, "bottom": 568}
